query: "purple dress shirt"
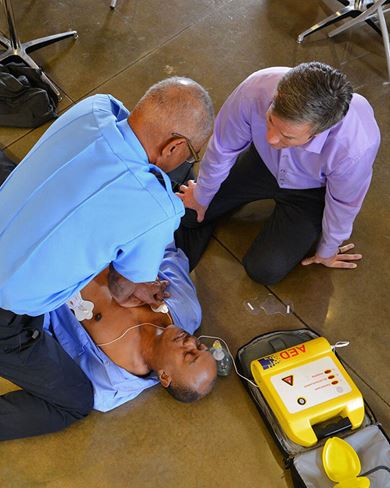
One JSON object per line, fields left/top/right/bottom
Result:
{"left": 194, "top": 67, "right": 380, "bottom": 258}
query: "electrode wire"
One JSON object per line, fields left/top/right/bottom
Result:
{"left": 96, "top": 309, "right": 174, "bottom": 347}
{"left": 199, "top": 335, "right": 351, "bottom": 390}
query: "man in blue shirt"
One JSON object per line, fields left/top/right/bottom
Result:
{"left": 0, "top": 78, "right": 214, "bottom": 439}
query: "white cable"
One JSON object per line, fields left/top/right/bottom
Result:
{"left": 331, "top": 340, "right": 350, "bottom": 351}
{"left": 199, "top": 336, "right": 350, "bottom": 390}
{"left": 96, "top": 310, "right": 174, "bottom": 347}
{"left": 97, "top": 322, "right": 167, "bottom": 347}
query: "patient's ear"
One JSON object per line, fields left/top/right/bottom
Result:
{"left": 158, "top": 371, "right": 172, "bottom": 389}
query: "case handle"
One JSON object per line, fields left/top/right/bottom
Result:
{"left": 313, "top": 417, "right": 352, "bottom": 440}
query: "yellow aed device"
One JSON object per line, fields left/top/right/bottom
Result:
{"left": 250, "top": 337, "right": 365, "bottom": 447}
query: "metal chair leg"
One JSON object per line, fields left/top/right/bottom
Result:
{"left": 327, "top": 0, "right": 390, "bottom": 82}
{"left": 297, "top": 0, "right": 369, "bottom": 43}
{"left": 328, "top": 0, "right": 387, "bottom": 36}
{"left": 0, "top": 47, "right": 65, "bottom": 97}
{"left": 297, "top": 4, "right": 360, "bottom": 42}
{"left": 23, "top": 31, "right": 78, "bottom": 54}
{"left": 377, "top": 3, "right": 390, "bottom": 81}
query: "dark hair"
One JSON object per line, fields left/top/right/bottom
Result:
{"left": 166, "top": 375, "right": 216, "bottom": 403}
{"left": 272, "top": 62, "right": 353, "bottom": 134}
{"left": 166, "top": 383, "right": 202, "bottom": 403}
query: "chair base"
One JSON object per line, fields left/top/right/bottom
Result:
{"left": 297, "top": 1, "right": 369, "bottom": 43}
{"left": 297, "top": 0, "right": 390, "bottom": 82}
{"left": 0, "top": 0, "right": 78, "bottom": 99}
{"left": 0, "top": 31, "right": 78, "bottom": 100}
{"left": 327, "top": 0, "right": 390, "bottom": 82}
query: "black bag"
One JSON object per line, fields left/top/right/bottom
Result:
{"left": 236, "top": 329, "right": 390, "bottom": 487}
{"left": 0, "top": 62, "right": 59, "bottom": 128}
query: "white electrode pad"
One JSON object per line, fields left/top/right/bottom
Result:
{"left": 151, "top": 302, "right": 169, "bottom": 314}
{"left": 67, "top": 292, "right": 94, "bottom": 321}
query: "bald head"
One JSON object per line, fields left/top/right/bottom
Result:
{"left": 167, "top": 372, "right": 217, "bottom": 403}
{"left": 133, "top": 77, "right": 214, "bottom": 148}
{"left": 151, "top": 325, "right": 217, "bottom": 404}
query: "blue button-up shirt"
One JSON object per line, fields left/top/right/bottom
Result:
{"left": 194, "top": 67, "right": 380, "bottom": 258}
{"left": 0, "top": 95, "right": 184, "bottom": 315}
{"left": 44, "top": 245, "right": 201, "bottom": 412}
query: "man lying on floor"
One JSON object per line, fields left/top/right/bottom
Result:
{"left": 0, "top": 244, "right": 217, "bottom": 439}
{"left": 50, "top": 243, "right": 217, "bottom": 411}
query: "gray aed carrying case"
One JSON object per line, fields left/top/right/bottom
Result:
{"left": 236, "top": 329, "right": 390, "bottom": 487}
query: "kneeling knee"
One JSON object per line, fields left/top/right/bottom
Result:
{"left": 243, "top": 254, "right": 288, "bottom": 285}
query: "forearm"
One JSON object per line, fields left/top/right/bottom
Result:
{"left": 317, "top": 164, "right": 373, "bottom": 258}
{"left": 317, "top": 202, "right": 361, "bottom": 258}
{"left": 107, "top": 263, "right": 136, "bottom": 305}
{"left": 194, "top": 145, "right": 240, "bottom": 207}
{"left": 195, "top": 86, "right": 253, "bottom": 207}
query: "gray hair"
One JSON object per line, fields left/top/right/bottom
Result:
{"left": 133, "top": 76, "right": 214, "bottom": 147}
{"left": 272, "top": 62, "right": 353, "bottom": 134}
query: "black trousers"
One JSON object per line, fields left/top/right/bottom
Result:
{"left": 0, "top": 309, "right": 94, "bottom": 440}
{"left": 175, "top": 144, "right": 326, "bottom": 285}
{"left": 0, "top": 154, "right": 93, "bottom": 440}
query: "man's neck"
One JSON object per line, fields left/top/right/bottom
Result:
{"left": 128, "top": 113, "right": 158, "bottom": 165}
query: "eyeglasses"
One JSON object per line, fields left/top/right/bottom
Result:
{"left": 171, "top": 132, "right": 200, "bottom": 164}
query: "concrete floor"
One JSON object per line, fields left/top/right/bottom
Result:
{"left": 0, "top": 0, "right": 389, "bottom": 486}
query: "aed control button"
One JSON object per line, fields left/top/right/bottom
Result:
{"left": 297, "top": 397, "right": 306, "bottom": 406}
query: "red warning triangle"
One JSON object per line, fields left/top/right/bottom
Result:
{"left": 282, "top": 375, "right": 294, "bottom": 386}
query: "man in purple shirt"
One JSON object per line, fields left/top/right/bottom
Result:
{"left": 175, "top": 62, "right": 380, "bottom": 284}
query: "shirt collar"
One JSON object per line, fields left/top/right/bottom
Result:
{"left": 117, "top": 118, "right": 184, "bottom": 218}
{"left": 116, "top": 118, "right": 149, "bottom": 165}
{"left": 301, "top": 128, "right": 330, "bottom": 154}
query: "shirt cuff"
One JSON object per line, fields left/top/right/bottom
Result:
{"left": 193, "top": 184, "right": 213, "bottom": 208}
{"left": 316, "top": 241, "right": 340, "bottom": 259}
